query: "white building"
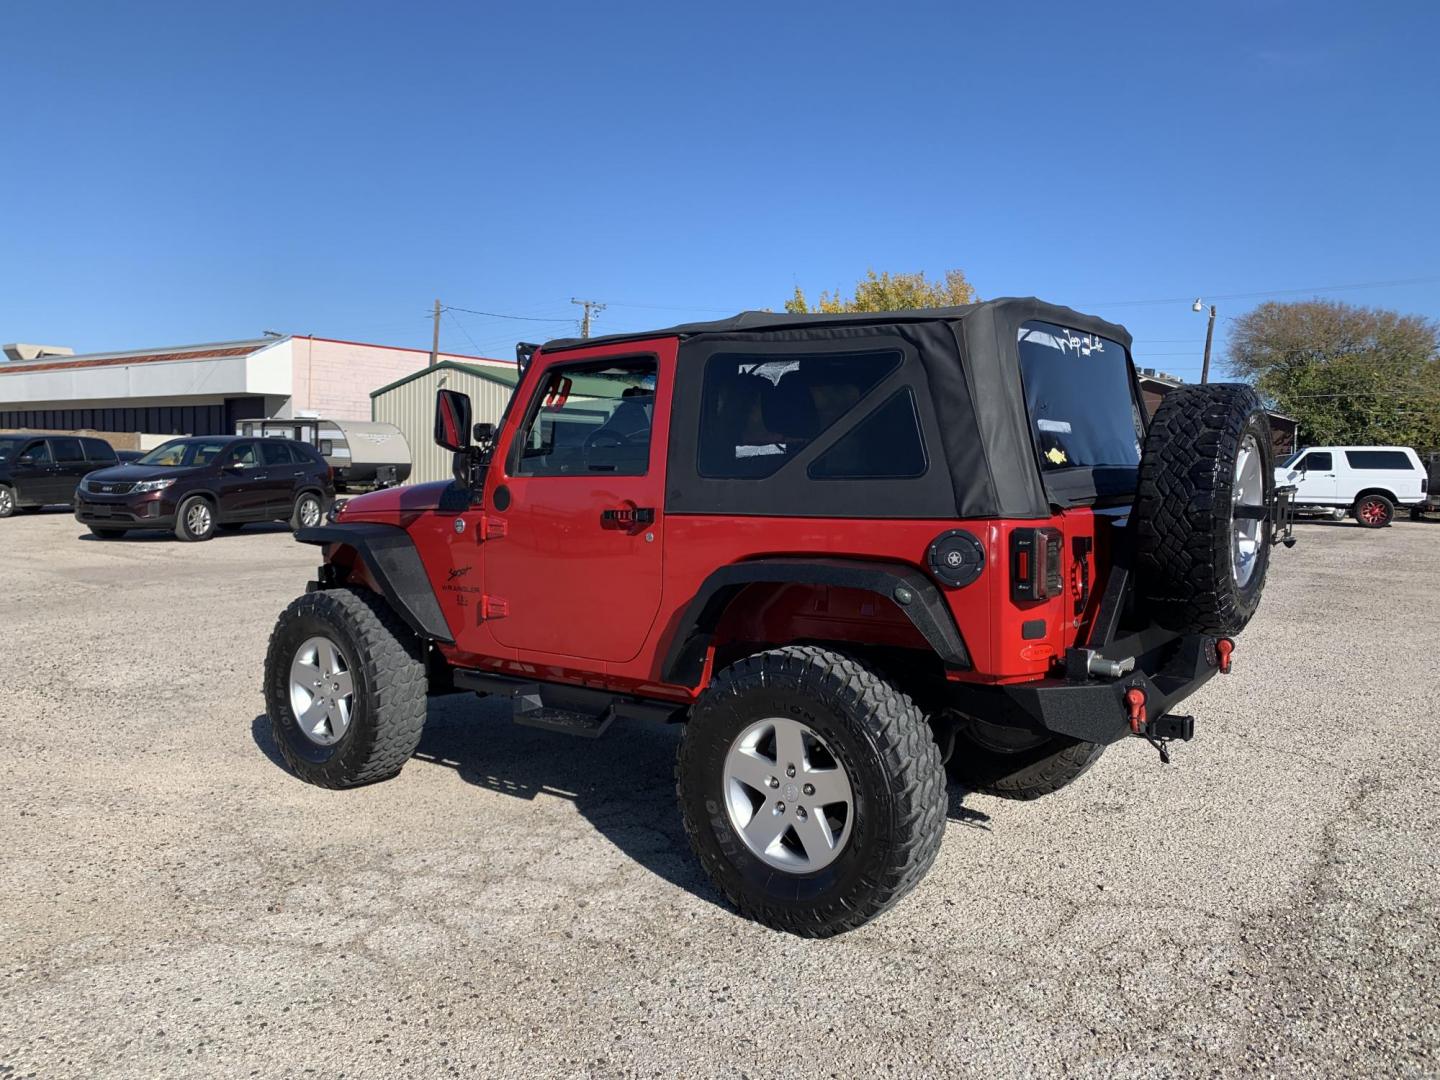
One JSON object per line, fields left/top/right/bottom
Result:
{"left": 0, "top": 335, "right": 513, "bottom": 438}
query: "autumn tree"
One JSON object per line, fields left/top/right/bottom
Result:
{"left": 1227, "top": 299, "right": 1440, "bottom": 450}
{"left": 785, "top": 269, "right": 978, "bottom": 314}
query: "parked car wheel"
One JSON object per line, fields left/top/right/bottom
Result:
{"left": 676, "top": 645, "right": 947, "bottom": 937}
{"left": 1354, "top": 493, "right": 1394, "bottom": 528}
{"left": 0, "top": 485, "right": 15, "bottom": 518}
{"left": 291, "top": 491, "right": 324, "bottom": 532}
{"left": 1134, "top": 383, "right": 1275, "bottom": 636}
{"left": 263, "top": 586, "right": 427, "bottom": 788}
{"left": 943, "top": 713, "right": 1105, "bottom": 801}
{"left": 174, "top": 496, "right": 217, "bottom": 542}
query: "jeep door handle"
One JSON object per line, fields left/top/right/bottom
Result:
{"left": 600, "top": 506, "right": 655, "bottom": 528}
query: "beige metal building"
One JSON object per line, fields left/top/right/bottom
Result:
{"left": 370, "top": 361, "right": 520, "bottom": 484}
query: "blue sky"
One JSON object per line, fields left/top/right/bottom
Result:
{"left": 2, "top": 0, "right": 1436, "bottom": 379}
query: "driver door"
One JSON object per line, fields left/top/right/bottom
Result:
{"left": 475, "top": 343, "right": 674, "bottom": 664}
{"left": 1292, "top": 450, "right": 1337, "bottom": 500}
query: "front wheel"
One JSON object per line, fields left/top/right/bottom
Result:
{"left": 942, "top": 713, "right": 1105, "bottom": 801}
{"left": 0, "top": 486, "right": 15, "bottom": 518}
{"left": 263, "top": 586, "right": 427, "bottom": 788}
{"left": 1354, "top": 494, "right": 1394, "bottom": 528}
{"left": 174, "top": 495, "right": 217, "bottom": 541}
{"left": 291, "top": 491, "right": 324, "bottom": 531}
{"left": 676, "top": 646, "right": 947, "bottom": 937}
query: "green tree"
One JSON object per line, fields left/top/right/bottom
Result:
{"left": 1227, "top": 299, "right": 1440, "bottom": 449}
{"left": 785, "top": 269, "right": 978, "bottom": 314}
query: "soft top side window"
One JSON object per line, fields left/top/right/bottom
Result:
{"left": 697, "top": 349, "right": 901, "bottom": 479}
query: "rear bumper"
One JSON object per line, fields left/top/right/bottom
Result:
{"left": 948, "top": 632, "right": 1224, "bottom": 746}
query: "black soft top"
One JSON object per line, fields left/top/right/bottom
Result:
{"left": 542, "top": 297, "right": 1130, "bottom": 354}
{"left": 543, "top": 298, "right": 1137, "bottom": 520}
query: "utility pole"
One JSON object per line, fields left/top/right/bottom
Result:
{"left": 1193, "top": 298, "right": 1217, "bottom": 383}
{"left": 571, "top": 297, "right": 606, "bottom": 339}
{"left": 429, "top": 298, "right": 442, "bottom": 367}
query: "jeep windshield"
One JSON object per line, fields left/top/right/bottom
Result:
{"left": 135, "top": 439, "right": 228, "bottom": 467}
{"left": 1017, "top": 320, "right": 1142, "bottom": 503}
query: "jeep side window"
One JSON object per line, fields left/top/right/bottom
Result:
{"left": 514, "top": 359, "right": 657, "bottom": 477}
{"left": 697, "top": 350, "right": 901, "bottom": 479}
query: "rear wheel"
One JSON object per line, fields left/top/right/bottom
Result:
{"left": 676, "top": 645, "right": 947, "bottom": 937}
{"left": 1135, "top": 384, "right": 1275, "bottom": 635}
{"left": 263, "top": 586, "right": 427, "bottom": 788}
{"left": 1354, "top": 493, "right": 1394, "bottom": 528}
{"left": 174, "top": 495, "right": 216, "bottom": 541}
{"left": 291, "top": 491, "right": 324, "bottom": 531}
{"left": 0, "top": 486, "right": 15, "bottom": 518}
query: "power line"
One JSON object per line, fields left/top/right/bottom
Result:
{"left": 443, "top": 304, "right": 575, "bottom": 323}
{"left": 444, "top": 308, "right": 484, "bottom": 355}
{"left": 1087, "top": 275, "right": 1440, "bottom": 308}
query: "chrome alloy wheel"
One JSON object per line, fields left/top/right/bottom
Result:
{"left": 722, "top": 716, "right": 854, "bottom": 872}
{"left": 289, "top": 636, "right": 355, "bottom": 746}
{"left": 0, "top": 488, "right": 13, "bottom": 515}
{"left": 186, "top": 500, "right": 213, "bottom": 536}
{"left": 1231, "top": 433, "right": 1264, "bottom": 588}
{"left": 298, "top": 495, "right": 322, "bottom": 528}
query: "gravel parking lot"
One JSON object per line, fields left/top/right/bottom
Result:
{"left": 1, "top": 512, "right": 1436, "bottom": 1078}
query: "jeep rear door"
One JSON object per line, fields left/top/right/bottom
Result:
{"left": 477, "top": 342, "right": 674, "bottom": 664}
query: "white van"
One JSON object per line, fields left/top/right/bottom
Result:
{"left": 1276, "top": 445, "right": 1427, "bottom": 528}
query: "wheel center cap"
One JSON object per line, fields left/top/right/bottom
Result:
{"left": 783, "top": 782, "right": 799, "bottom": 802}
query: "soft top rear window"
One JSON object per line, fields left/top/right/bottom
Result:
{"left": 1017, "top": 321, "right": 1141, "bottom": 473}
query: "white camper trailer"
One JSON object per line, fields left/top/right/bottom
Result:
{"left": 234, "top": 418, "right": 412, "bottom": 491}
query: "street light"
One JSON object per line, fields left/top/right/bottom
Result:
{"left": 1193, "top": 298, "right": 1217, "bottom": 383}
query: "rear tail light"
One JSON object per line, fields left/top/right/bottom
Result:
{"left": 1011, "top": 527, "right": 1063, "bottom": 602}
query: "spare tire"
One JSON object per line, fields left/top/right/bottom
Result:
{"left": 1134, "top": 383, "right": 1274, "bottom": 635}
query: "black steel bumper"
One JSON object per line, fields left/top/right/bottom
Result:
{"left": 948, "top": 631, "right": 1224, "bottom": 746}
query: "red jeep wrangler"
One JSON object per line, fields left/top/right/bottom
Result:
{"left": 264, "top": 299, "right": 1291, "bottom": 936}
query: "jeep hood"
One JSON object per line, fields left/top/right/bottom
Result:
{"left": 338, "top": 480, "right": 470, "bottom": 521}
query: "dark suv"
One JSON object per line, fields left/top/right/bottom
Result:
{"left": 75, "top": 435, "right": 333, "bottom": 541}
{"left": 0, "top": 433, "right": 119, "bottom": 517}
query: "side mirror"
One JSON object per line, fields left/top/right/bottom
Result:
{"left": 435, "top": 389, "right": 473, "bottom": 452}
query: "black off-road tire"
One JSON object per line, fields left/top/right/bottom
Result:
{"left": 1135, "top": 383, "right": 1274, "bottom": 635}
{"left": 263, "top": 586, "right": 427, "bottom": 788}
{"left": 1353, "top": 493, "right": 1394, "bottom": 529}
{"left": 676, "top": 645, "right": 947, "bottom": 937}
{"left": 290, "top": 491, "right": 324, "bottom": 532}
{"left": 173, "top": 495, "right": 217, "bottom": 542}
{"left": 945, "top": 723, "right": 1105, "bottom": 801}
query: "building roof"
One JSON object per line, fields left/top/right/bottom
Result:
{"left": 0, "top": 338, "right": 278, "bottom": 376}
{"left": 369, "top": 360, "right": 521, "bottom": 398}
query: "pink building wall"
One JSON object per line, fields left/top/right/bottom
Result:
{"left": 289, "top": 337, "right": 512, "bottom": 419}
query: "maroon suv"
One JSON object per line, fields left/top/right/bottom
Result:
{"left": 75, "top": 435, "right": 334, "bottom": 541}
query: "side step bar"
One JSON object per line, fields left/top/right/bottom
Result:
{"left": 453, "top": 668, "right": 684, "bottom": 738}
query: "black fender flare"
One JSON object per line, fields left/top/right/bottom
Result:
{"left": 660, "top": 557, "right": 970, "bottom": 687}
{"left": 295, "top": 523, "right": 453, "bottom": 643}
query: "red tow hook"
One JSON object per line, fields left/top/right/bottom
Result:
{"left": 1124, "top": 687, "right": 1148, "bottom": 734}
{"left": 1216, "top": 637, "right": 1235, "bottom": 675}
